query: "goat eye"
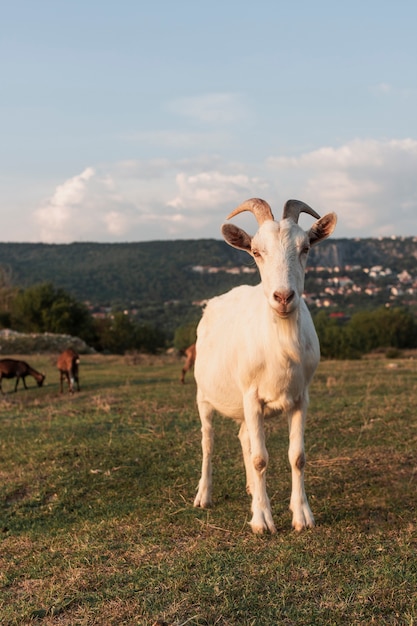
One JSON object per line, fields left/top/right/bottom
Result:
{"left": 252, "top": 249, "right": 261, "bottom": 258}
{"left": 301, "top": 245, "right": 310, "bottom": 255}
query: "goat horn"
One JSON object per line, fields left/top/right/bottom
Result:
{"left": 226, "top": 198, "right": 274, "bottom": 225}
{"left": 282, "top": 199, "right": 321, "bottom": 223}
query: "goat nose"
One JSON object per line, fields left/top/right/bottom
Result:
{"left": 273, "top": 289, "right": 295, "bottom": 305}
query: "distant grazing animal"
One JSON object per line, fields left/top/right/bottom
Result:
{"left": 180, "top": 343, "right": 196, "bottom": 384}
{"left": 193, "top": 198, "right": 337, "bottom": 533}
{"left": 57, "top": 348, "right": 80, "bottom": 393}
{"left": 0, "top": 358, "right": 45, "bottom": 394}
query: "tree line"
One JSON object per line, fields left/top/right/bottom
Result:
{"left": 314, "top": 307, "right": 417, "bottom": 358}
{"left": 0, "top": 282, "right": 165, "bottom": 354}
{"left": 2, "top": 238, "right": 417, "bottom": 314}
{"left": 1, "top": 279, "right": 417, "bottom": 358}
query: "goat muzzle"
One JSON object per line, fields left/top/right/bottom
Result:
{"left": 273, "top": 289, "right": 296, "bottom": 317}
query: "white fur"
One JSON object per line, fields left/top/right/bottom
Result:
{"left": 193, "top": 201, "right": 337, "bottom": 533}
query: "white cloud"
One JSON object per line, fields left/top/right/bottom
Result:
{"left": 35, "top": 167, "right": 144, "bottom": 242}
{"left": 35, "top": 167, "right": 96, "bottom": 242}
{"left": 103, "top": 211, "right": 128, "bottom": 236}
{"left": 31, "top": 138, "right": 417, "bottom": 242}
{"left": 267, "top": 138, "right": 417, "bottom": 237}
{"left": 167, "top": 171, "right": 266, "bottom": 210}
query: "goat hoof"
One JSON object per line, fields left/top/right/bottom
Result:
{"left": 193, "top": 495, "right": 212, "bottom": 509}
{"left": 292, "top": 517, "right": 315, "bottom": 532}
{"left": 250, "top": 513, "right": 277, "bottom": 535}
{"left": 250, "top": 522, "right": 277, "bottom": 535}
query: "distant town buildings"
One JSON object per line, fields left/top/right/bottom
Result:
{"left": 87, "top": 251, "right": 417, "bottom": 320}
{"left": 191, "top": 265, "right": 257, "bottom": 275}
{"left": 189, "top": 262, "right": 417, "bottom": 310}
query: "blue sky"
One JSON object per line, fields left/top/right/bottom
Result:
{"left": 1, "top": 0, "right": 416, "bottom": 242}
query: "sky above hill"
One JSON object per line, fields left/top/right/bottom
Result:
{"left": 2, "top": 1, "right": 417, "bottom": 243}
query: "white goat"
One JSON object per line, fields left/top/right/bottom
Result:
{"left": 193, "top": 198, "right": 337, "bottom": 533}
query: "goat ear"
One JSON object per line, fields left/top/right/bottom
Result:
{"left": 308, "top": 212, "right": 337, "bottom": 246}
{"left": 221, "top": 223, "right": 252, "bottom": 252}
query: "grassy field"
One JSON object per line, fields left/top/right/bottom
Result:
{"left": 1, "top": 353, "right": 417, "bottom": 625}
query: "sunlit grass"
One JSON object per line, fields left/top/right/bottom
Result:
{"left": 1, "top": 354, "right": 417, "bottom": 624}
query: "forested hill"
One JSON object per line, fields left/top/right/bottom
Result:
{"left": 0, "top": 240, "right": 251, "bottom": 305}
{"left": 0, "top": 236, "right": 416, "bottom": 307}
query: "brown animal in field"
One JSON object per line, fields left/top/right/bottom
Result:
{"left": 180, "top": 343, "right": 196, "bottom": 384}
{"left": 0, "top": 358, "right": 45, "bottom": 394}
{"left": 57, "top": 348, "right": 80, "bottom": 393}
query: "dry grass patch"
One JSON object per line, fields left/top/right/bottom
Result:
{"left": 1, "top": 356, "right": 417, "bottom": 624}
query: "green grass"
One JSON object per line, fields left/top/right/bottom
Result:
{"left": 1, "top": 354, "right": 417, "bottom": 625}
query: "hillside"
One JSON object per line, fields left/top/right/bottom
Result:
{"left": 308, "top": 237, "right": 417, "bottom": 271}
{"left": 0, "top": 237, "right": 416, "bottom": 337}
{"left": 0, "top": 237, "right": 416, "bottom": 303}
{"left": 0, "top": 240, "right": 254, "bottom": 305}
